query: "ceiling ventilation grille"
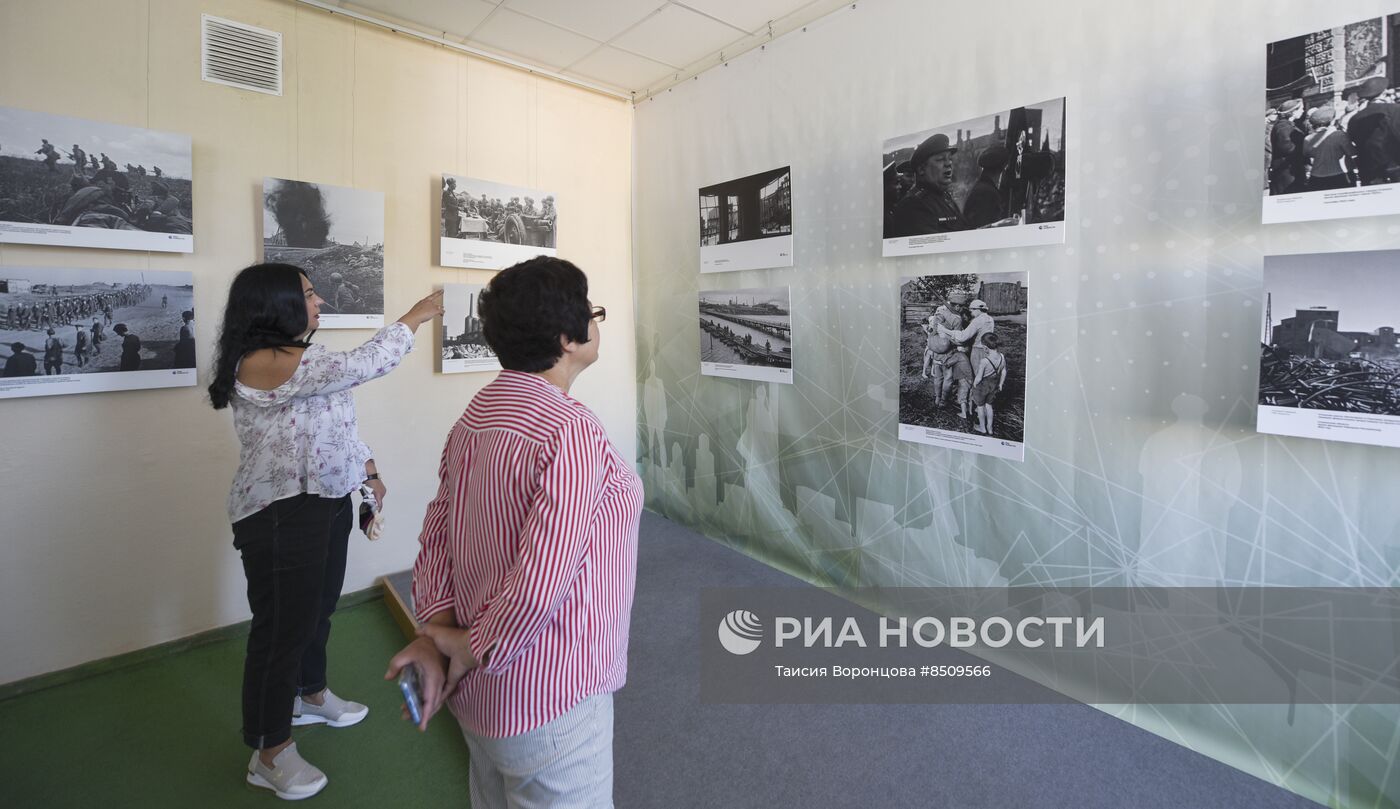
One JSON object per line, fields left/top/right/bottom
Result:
{"left": 201, "top": 14, "right": 283, "bottom": 96}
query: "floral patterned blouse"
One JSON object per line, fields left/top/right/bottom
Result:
{"left": 227, "top": 322, "right": 414, "bottom": 523}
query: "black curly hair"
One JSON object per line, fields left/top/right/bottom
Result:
{"left": 478, "top": 256, "right": 592, "bottom": 372}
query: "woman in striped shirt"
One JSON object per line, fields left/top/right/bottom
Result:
{"left": 388, "top": 256, "right": 642, "bottom": 809}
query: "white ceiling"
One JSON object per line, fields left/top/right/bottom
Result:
{"left": 323, "top": 0, "right": 848, "bottom": 97}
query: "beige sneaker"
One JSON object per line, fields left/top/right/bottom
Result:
{"left": 246, "top": 743, "right": 328, "bottom": 801}
{"left": 292, "top": 689, "right": 369, "bottom": 728}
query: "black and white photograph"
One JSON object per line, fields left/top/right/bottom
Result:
{"left": 898, "top": 271, "right": 1029, "bottom": 461}
{"left": 1264, "top": 13, "right": 1400, "bottom": 223}
{"left": 440, "top": 173, "right": 557, "bottom": 270}
{"left": 0, "top": 106, "right": 193, "bottom": 253}
{"left": 882, "top": 97, "right": 1066, "bottom": 256}
{"left": 439, "top": 283, "right": 500, "bottom": 374}
{"left": 698, "top": 287, "right": 792, "bottom": 384}
{"left": 699, "top": 166, "right": 793, "bottom": 273}
{"left": 263, "top": 178, "right": 385, "bottom": 329}
{"left": 0, "top": 267, "right": 197, "bottom": 399}
{"left": 1258, "top": 250, "right": 1400, "bottom": 448}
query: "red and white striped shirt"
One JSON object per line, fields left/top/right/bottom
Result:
{"left": 412, "top": 370, "right": 643, "bottom": 738}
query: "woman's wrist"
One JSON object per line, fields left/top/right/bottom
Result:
{"left": 396, "top": 312, "right": 432, "bottom": 332}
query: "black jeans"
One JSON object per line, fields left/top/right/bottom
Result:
{"left": 233, "top": 493, "right": 351, "bottom": 749}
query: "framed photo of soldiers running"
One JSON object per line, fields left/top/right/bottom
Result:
{"left": 263, "top": 178, "right": 385, "bottom": 329}
{"left": 882, "top": 97, "right": 1066, "bottom": 257}
{"left": 1263, "top": 13, "right": 1400, "bottom": 224}
{"left": 1257, "top": 250, "right": 1400, "bottom": 448}
{"left": 699, "top": 166, "right": 793, "bottom": 273}
{"left": 0, "top": 267, "right": 197, "bottom": 399}
{"left": 898, "top": 271, "right": 1029, "bottom": 461}
{"left": 698, "top": 287, "right": 793, "bottom": 384}
{"left": 0, "top": 106, "right": 193, "bottom": 253}
{"left": 439, "top": 174, "right": 557, "bottom": 270}
{"left": 438, "top": 283, "right": 501, "bottom": 374}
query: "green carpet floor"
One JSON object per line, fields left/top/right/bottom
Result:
{"left": 0, "top": 599, "right": 472, "bottom": 807}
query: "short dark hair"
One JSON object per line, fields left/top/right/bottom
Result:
{"left": 113, "top": 324, "right": 128, "bottom": 335}
{"left": 479, "top": 256, "right": 591, "bottom": 372}
{"left": 982, "top": 333, "right": 1000, "bottom": 349}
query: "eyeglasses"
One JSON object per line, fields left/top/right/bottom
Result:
{"left": 590, "top": 306, "right": 607, "bottom": 323}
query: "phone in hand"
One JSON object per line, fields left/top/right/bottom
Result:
{"left": 358, "top": 485, "right": 384, "bottom": 540}
{"left": 398, "top": 664, "right": 424, "bottom": 726}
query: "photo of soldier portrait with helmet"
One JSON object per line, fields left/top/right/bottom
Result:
{"left": 0, "top": 106, "right": 193, "bottom": 253}
{"left": 882, "top": 97, "right": 1066, "bottom": 256}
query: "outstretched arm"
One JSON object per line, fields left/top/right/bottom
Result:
{"left": 276, "top": 291, "right": 442, "bottom": 399}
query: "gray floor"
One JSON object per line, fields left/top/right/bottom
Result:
{"left": 614, "top": 511, "right": 1322, "bottom": 809}
{"left": 386, "top": 512, "right": 1323, "bottom": 808}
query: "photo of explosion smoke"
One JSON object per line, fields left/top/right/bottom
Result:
{"left": 262, "top": 178, "right": 384, "bottom": 326}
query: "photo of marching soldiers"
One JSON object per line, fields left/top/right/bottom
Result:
{"left": 698, "top": 287, "right": 793, "bottom": 384}
{"left": 1264, "top": 13, "right": 1400, "bottom": 223}
{"left": 438, "top": 283, "right": 500, "bottom": 374}
{"left": 882, "top": 98, "right": 1065, "bottom": 256}
{"left": 439, "top": 173, "right": 557, "bottom": 270}
{"left": 899, "top": 271, "right": 1029, "bottom": 461}
{"left": 263, "top": 178, "right": 385, "bottom": 329}
{"left": 1257, "top": 250, "right": 1400, "bottom": 449}
{"left": 699, "top": 166, "right": 793, "bottom": 273}
{"left": 0, "top": 267, "right": 197, "bottom": 400}
{"left": 0, "top": 106, "right": 193, "bottom": 252}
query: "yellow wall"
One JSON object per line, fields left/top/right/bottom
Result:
{"left": 0, "top": 0, "right": 635, "bottom": 684}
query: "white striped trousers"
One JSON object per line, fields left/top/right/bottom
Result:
{"left": 460, "top": 693, "right": 614, "bottom": 809}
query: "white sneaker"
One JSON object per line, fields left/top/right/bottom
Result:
{"left": 247, "top": 743, "right": 327, "bottom": 801}
{"left": 292, "top": 689, "right": 369, "bottom": 728}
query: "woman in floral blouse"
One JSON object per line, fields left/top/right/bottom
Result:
{"left": 209, "top": 263, "right": 441, "bottom": 800}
